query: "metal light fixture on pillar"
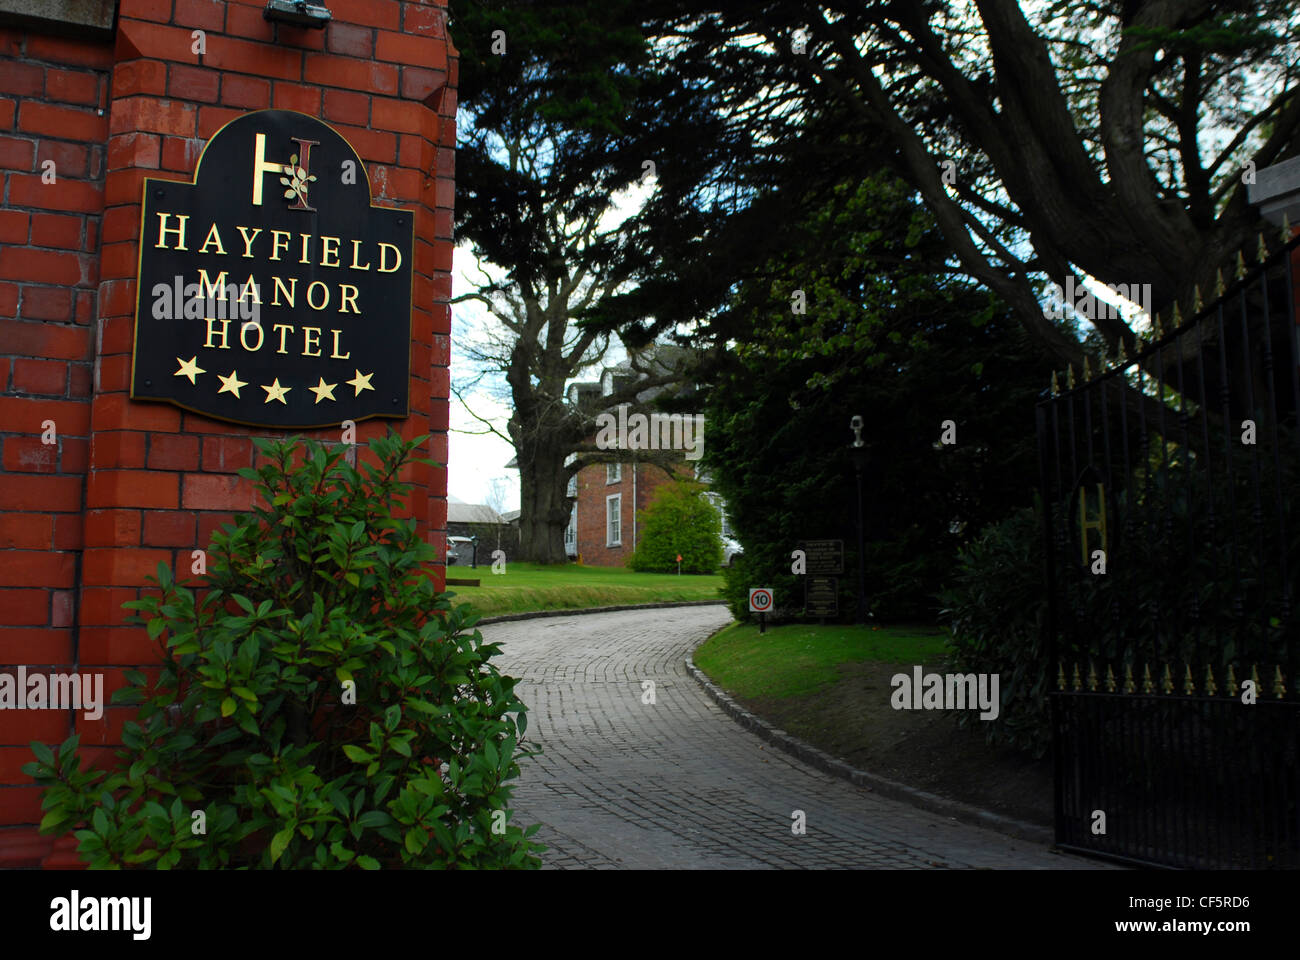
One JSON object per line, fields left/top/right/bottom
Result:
{"left": 849, "top": 415, "right": 868, "bottom": 625}
{"left": 263, "top": 0, "right": 332, "bottom": 28}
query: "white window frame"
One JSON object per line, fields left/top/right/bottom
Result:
{"left": 606, "top": 460, "right": 621, "bottom": 484}
{"left": 606, "top": 494, "right": 621, "bottom": 546}
{"left": 565, "top": 505, "right": 577, "bottom": 546}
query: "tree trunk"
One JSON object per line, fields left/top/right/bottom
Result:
{"left": 516, "top": 440, "right": 571, "bottom": 564}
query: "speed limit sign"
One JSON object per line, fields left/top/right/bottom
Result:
{"left": 748, "top": 588, "right": 773, "bottom": 613}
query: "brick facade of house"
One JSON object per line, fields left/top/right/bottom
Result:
{"left": 0, "top": 0, "right": 456, "bottom": 867}
{"left": 572, "top": 455, "right": 691, "bottom": 567}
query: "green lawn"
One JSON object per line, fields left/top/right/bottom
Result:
{"left": 448, "top": 562, "right": 725, "bottom": 618}
{"left": 692, "top": 621, "right": 951, "bottom": 700}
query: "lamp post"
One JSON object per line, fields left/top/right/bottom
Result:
{"left": 470, "top": 535, "right": 479, "bottom": 569}
{"left": 849, "top": 415, "right": 867, "bottom": 625}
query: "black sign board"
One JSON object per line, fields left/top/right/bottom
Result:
{"left": 805, "top": 576, "right": 839, "bottom": 618}
{"left": 131, "top": 110, "right": 413, "bottom": 428}
{"left": 797, "top": 539, "right": 844, "bottom": 576}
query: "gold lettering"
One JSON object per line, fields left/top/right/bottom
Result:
{"left": 330, "top": 329, "right": 351, "bottom": 360}
{"left": 299, "top": 232, "right": 311, "bottom": 265}
{"left": 320, "top": 236, "right": 341, "bottom": 268}
{"left": 236, "top": 226, "right": 262, "bottom": 258}
{"left": 349, "top": 240, "right": 371, "bottom": 271}
{"left": 251, "top": 133, "right": 287, "bottom": 206}
{"left": 302, "top": 326, "right": 321, "bottom": 357}
{"left": 238, "top": 275, "right": 261, "bottom": 305}
{"left": 198, "top": 222, "right": 226, "bottom": 255}
{"left": 272, "top": 276, "right": 296, "bottom": 307}
{"left": 338, "top": 285, "right": 359, "bottom": 314}
{"left": 273, "top": 323, "right": 293, "bottom": 354}
{"left": 203, "top": 317, "right": 230, "bottom": 349}
{"left": 378, "top": 242, "right": 402, "bottom": 273}
{"left": 270, "top": 230, "right": 291, "bottom": 261}
{"left": 155, "top": 213, "right": 190, "bottom": 251}
{"left": 306, "top": 281, "right": 329, "bottom": 311}
{"left": 239, "top": 321, "right": 265, "bottom": 352}
{"left": 196, "top": 269, "right": 229, "bottom": 301}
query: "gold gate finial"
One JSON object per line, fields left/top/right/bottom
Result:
{"left": 1184, "top": 664, "right": 1196, "bottom": 695}
{"left": 1123, "top": 663, "right": 1135, "bottom": 694}
{"left": 1205, "top": 665, "right": 1218, "bottom": 697}
{"left": 1143, "top": 664, "right": 1154, "bottom": 694}
{"left": 1274, "top": 666, "right": 1287, "bottom": 699}
{"left": 1162, "top": 663, "right": 1174, "bottom": 694}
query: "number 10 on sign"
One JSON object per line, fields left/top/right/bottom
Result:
{"left": 749, "top": 587, "right": 773, "bottom": 633}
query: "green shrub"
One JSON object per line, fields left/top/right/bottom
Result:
{"left": 626, "top": 479, "right": 723, "bottom": 573}
{"left": 938, "top": 506, "right": 1051, "bottom": 757}
{"left": 23, "top": 433, "right": 541, "bottom": 869}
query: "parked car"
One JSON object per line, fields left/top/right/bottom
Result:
{"left": 446, "top": 535, "right": 476, "bottom": 565}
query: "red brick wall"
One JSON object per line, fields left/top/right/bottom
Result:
{"left": 0, "top": 26, "right": 112, "bottom": 861}
{"left": 0, "top": 0, "right": 456, "bottom": 867}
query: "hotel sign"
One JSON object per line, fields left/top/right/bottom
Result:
{"left": 131, "top": 110, "right": 413, "bottom": 428}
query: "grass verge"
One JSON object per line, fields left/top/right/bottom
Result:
{"left": 693, "top": 621, "right": 949, "bottom": 699}
{"left": 693, "top": 620, "right": 1053, "bottom": 827}
{"left": 449, "top": 562, "right": 725, "bottom": 618}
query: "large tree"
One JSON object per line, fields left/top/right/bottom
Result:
{"left": 623, "top": 0, "right": 1299, "bottom": 380}
{"left": 452, "top": 0, "right": 748, "bottom": 556}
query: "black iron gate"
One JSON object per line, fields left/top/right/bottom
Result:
{"left": 1037, "top": 228, "right": 1300, "bottom": 868}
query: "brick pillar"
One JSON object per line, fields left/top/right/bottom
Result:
{"left": 0, "top": 0, "right": 455, "bottom": 867}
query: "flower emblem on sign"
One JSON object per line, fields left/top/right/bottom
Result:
{"left": 280, "top": 154, "right": 317, "bottom": 206}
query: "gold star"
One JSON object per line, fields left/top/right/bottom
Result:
{"left": 261, "top": 378, "right": 291, "bottom": 404}
{"left": 174, "top": 356, "right": 205, "bottom": 384}
{"left": 347, "top": 369, "right": 374, "bottom": 396}
{"left": 217, "top": 370, "right": 248, "bottom": 399}
{"left": 308, "top": 377, "right": 337, "bottom": 404}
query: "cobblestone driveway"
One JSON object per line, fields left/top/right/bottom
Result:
{"left": 488, "top": 604, "right": 1102, "bottom": 869}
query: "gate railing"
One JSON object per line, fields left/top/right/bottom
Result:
{"left": 1036, "top": 223, "right": 1300, "bottom": 868}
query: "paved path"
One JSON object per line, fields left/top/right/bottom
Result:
{"left": 488, "top": 605, "right": 1103, "bottom": 869}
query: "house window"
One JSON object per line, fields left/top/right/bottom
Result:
{"left": 567, "top": 473, "right": 578, "bottom": 498}
{"left": 606, "top": 461, "right": 621, "bottom": 484}
{"left": 606, "top": 494, "right": 621, "bottom": 545}
{"left": 694, "top": 461, "right": 713, "bottom": 483}
{"left": 565, "top": 506, "right": 577, "bottom": 546}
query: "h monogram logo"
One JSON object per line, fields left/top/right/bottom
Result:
{"left": 1078, "top": 482, "right": 1107, "bottom": 565}
{"left": 251, "top": 132, "right": 319, "bottom": 211}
